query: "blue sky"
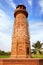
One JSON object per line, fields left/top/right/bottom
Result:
{"left": 0, "top": 0, "right": 43, "bottom": 51}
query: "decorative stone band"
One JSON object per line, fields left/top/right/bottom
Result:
{"left": 11, "top": 55, "right": 26, "bottom": 58}
{"left": 14, "top": 9, "right": 28, "bottom": 18}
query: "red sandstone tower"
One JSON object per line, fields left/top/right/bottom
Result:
{"left": 11, "top": 5, "right": 31, "bottom": 58}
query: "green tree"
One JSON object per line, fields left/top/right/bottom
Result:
{"left": 32, "top": 41, "right": 42, "bottom": 55}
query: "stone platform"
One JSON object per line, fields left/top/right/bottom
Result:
{"left": 0, "top": 58, "right": 43, "bottom": 65}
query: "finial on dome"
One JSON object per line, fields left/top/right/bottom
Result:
{"left": 16, "top": 4, "right": 26, "bottom": 10}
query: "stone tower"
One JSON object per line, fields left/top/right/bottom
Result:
{"left": 11, "top": 5, "right": 31, "bottom": 58}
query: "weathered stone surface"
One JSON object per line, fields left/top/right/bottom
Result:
{"left": 11, "top": 5, "right": 31, "bottom": 58}
{"left": 0, "top": 58, "right": 43, "bottom": 65}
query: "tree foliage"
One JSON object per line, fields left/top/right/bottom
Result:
{"left": 32, "top": 41, "right": 43, "bottom": 54}
{"left": 0, "top": 50, "right": 11, "bottom": 55}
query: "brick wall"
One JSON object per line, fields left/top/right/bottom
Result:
{"left": 0, "top": 58, "right": 43, "bottom": 65}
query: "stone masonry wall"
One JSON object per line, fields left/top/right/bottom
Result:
{"left": 0, "top": 58, "right": 43, "bottom": 65}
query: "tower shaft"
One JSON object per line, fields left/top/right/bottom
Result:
{"left": 11, "top": 5, "right": 31, "bottom": 58}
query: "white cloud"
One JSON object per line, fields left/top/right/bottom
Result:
{"left": 39, "top": 0, "right": 43, "bottom": 13}
{"left": 27, "top": 0, "right": 32, "bottom": 6}
{"left": 0, "top": 9, "right": 43, "bottom": 50}
{"left": 29, "top": 21, "right": 43, "bottom": 48}
{"left": 0, "top": 32, "right": 12, "bottom": 52}
{"left": 6, "top": 0, "right": 16, "bottom": 9}
{"left": 0, "top": 7, "right": 43, "bottom": 51}
{"left": 0, "top": 9, "right": 13, "bottom": 51}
